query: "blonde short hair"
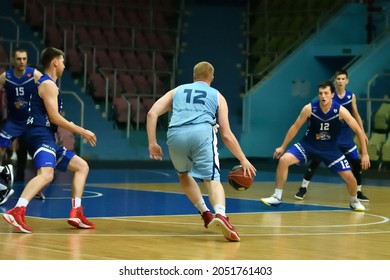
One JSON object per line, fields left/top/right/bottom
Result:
{"left": 193, "top": 61, "right": 214, "bottom": 81}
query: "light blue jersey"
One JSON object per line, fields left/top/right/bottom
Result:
{"left": 169, "top": 81, "right": 218, "bottom": 128}
{"left": 167, "top": 81, "right": 220, "bottom": 181}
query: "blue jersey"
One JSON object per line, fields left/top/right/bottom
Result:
{"left": 3, "top": 66, "right": 36, "bottom": 121}
{"left": 27, "top": 74, "right": 63, "bottom": 133}
{"left": 303, "top": 99, "right": 342, "bottom": 148}
{"left": 169, "top": 81, "right": 219, "bottom": 128}
{"left": 333, "top": 89, "right": 359, "bottom": 160}
{"left": 288, "top": 100, "right": 349, "bottom": 172}
{"left": 334, "top": 89, "right": 353, "bottom": 130}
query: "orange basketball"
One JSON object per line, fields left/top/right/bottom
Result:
{"left": 228, "top": 165, "right": 253, "bottom": 191}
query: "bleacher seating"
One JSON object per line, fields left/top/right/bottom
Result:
{"left": 373, "top": 102, "right": 390, "bottom": 132}
{"left": 246, "top": 0, "right": 348, "bottom": 86}
{"left": 15, "top": 0, "right": 181, "bottom": 132}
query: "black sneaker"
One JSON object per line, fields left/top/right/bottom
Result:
{"left": 34, "top": 191, "right": 46, "bottom": 200}
{"left": 0, "top": 164, "right": 14, "bottom": 205}
{"left": 357, "top": 191, "right": 369, "bottom": 202}
{"left": 1, "top": 164, "right": 14, "bottom": 189}
{"left": 294, "top": 187, "right": 307, "bottom": 200}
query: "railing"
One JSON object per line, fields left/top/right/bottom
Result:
{"left": 244, "top": 0, "right": 388, "bottom": 93}
{"left": 359, "top": 73, "right": 390, "bottom": 133}
{"left": 0, "top": 16, "right": 20, "bottom": 43}
{"left": 0, "top": 39, "right": 40, "bottom": 67}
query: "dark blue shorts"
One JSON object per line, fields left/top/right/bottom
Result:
{"left": 0, "top": 119, "right": 27, "bottom": 148}
{"left": 26, "top": 126, "right": 76, "bottom": 171}
{"left": 287, "top": 139, "right": 351, "bottom": 173}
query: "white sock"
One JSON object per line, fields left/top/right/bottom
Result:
{"left": 350, "top": 195, "right": 358, "bottom": 203}
{"left": 213, "top": 204, "right": 226, "bottom": 217}
{"left": 302, "top": 179, "right": 310, "bottom": 188}
{"left": 357, "top": 185, "right": 362, "bottom": 192}
{"left": 274, "top": 189, "right": 283, "bottom": 200}
{"left": 15, "top": 198, "right": 29, "bottom": 207}
{"left": 72, "top": 197, "right": 81, "bottom": 208}
{"left": 195, "top": 199, "right": 209, "bottom": 213}
{"left": 0, "top": 166, "right": 4, "bottom": 172}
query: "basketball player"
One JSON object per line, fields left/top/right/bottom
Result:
{"left": 260, "top": 80, "right": 370, "bottom": 211}
{"left": 147, "top": 61, "right": 256, "bottom": 242}
{"left": 295, "top": 70, "right": 369, "bottom": 201}
{"left": 0, "top": 49, "right": 43, "bottom": 205}
{"left": 2, "top": 47, "right": 97, "bottom": 233}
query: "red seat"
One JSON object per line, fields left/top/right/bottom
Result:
{"left": 113, "top": 9, "right": 128, "bottom": 26}
{"left": 159, "top": 32, "right": 175, "bottom": 51}
{"left": 89, "top": 27, "right": 107, "bottom": 46}
{"left": 108, "top": 49, "right": 127, "bottom": 69}
{"left": 134, "top": 30, "right": 149, "bottom": 49}
{"left": 102, "top": 28, "right": 121, "bottom": 46}
{"left": 152, "top": 11, "right": 169, "bottom": 29}
{"left": 69, "top": 4, "right": 86, "bottom": 22}
{"left": 89, "top": 72, "right": 106, "bottom": 100}
{"left": 144, "top": 30, "right": 161, "bottom": 49}
{"left": 95, "top": 49, "right": 113, "bottom": 68}
{"left": 75, "top": 26, "right": 92, "bottom": 45}
{"left": 66, "top": 48, "right": 83, "bottom": 76}
{"left": 97, "top": 6, "right": 112, "bottom": 23}
{"left": 123, "top": 51, "right": 142, "bottom": 70}
{"left": 45, "top": 25, "right": 63, "bottom": 49}
{"left": 123, "top": 10, "right": 142, "bottom": 26}
{"left": 136, "top": 51, "right": 153, "bottom": 70}
{"left": 137, "top": 10, "right": 152, "bottom": 27}
{"left": 26, "top": 2, "right": 42, "bottom": 30}
{"left": 116, "top": 28, "right": 132, "bottom": 46}
{"left": 119, "top": 73, "right": 137, "bottom": 93}
{"left": 112, "top": 97, "right": 129, "bottom": 124}
{"left": 146, "top": 74, "right": 167, "bottom": 96}
{"left": 154, "top": 52, "right": 170, "bottom": 72}
{"left": 103, "top": 71, "right": 121, "bottom": 99}
{"left": 133, "top": 73, "right": 152, "bottom": 94}
{"left": 55, "top": 3, "right": 71, "bottom": 22}
{"left": 83, "top": 6, "right": 98, "bottom": 22}
{"left": 79, "top": 48, "right": 95, "bottom": 75}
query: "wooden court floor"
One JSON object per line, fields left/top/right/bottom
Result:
{"left": 1, "top": 166, "right": 390, "bottom": 260}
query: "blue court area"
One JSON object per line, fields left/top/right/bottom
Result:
{"left": 0, "top": 168, "right": 354, "bottom": 219}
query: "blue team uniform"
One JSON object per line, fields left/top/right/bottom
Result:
{"left": 167, "top": 81, "right": 220, "bottom": 181}
{"left": 287, "top": 100, "right": 351, "bottom": 173}
{"left": 333, "top": 89, "right": 359, "bottom": 160}
{"left": 26, "top": 74, "right": 75, "bottom": 171}
{"left": 0, "top": 67, "right": 36, "bottom": 148}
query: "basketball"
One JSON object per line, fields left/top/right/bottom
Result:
{"left": 228, "top": 165, "right": 253, "bottom": 191}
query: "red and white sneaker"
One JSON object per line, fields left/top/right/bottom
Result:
{"left": 208, "top": 214, "right": 240, "bottom": 242}
{"left": 201, "top": 210, "right": 213, "bottom": 228}
{"left": 2, "top": 206, "right": 33, "bottom": 233}
{"left": 68, "top": 206, "right": 95, "bottom": 229}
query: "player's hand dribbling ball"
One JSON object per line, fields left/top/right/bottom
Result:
{"left": 228, "top": 165, "right": 253, "bottom": 191}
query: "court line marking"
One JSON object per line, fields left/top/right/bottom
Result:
{"left": 103, "top": 212, "right": 389, "bottom": 228}
{"left": 36, "top": 189, "right": 103, "bottom": 200}
{"left": 2, "top": 230, "right": 390, "bottom": 238}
